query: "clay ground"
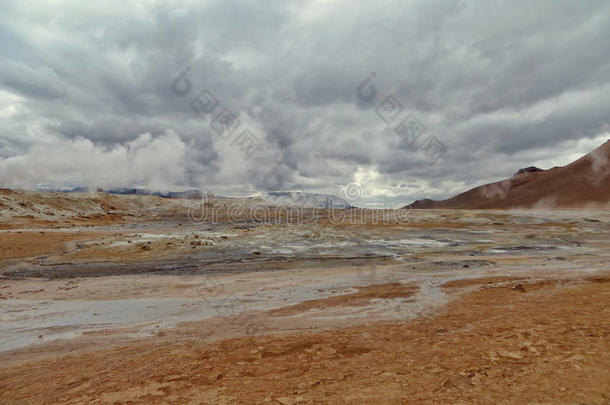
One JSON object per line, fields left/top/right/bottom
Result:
{"left": 2, "top": 277, "right": 609, "bottom": 404}
{"left": 1, "top": 192, "right": 609, "bottom": 404}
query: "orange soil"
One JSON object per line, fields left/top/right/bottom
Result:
{"left": 0, "top": 231, "right": 109, "bottom": 261}
{"left": 269, "top": 283, "right": 417, "bottom": 316}
{"left": 2, "top": 277, "right": 609, "bottom": 404}
{"left": 441, "top": 276, "right": 522, "bottom": 289}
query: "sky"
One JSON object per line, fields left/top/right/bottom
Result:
{"left": 0, "top": 0, "right": 609, "bottom": 207}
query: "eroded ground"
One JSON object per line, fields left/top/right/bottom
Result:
{"left": 0, "top": 192, "right": 609, "bottom": 403}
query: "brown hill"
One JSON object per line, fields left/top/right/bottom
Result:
{"left": 407, "top": 140, "right": 610, "bottom": 209}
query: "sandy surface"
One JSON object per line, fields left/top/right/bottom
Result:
{"left": 2, "top": 277, "right": 609, "bottom": 404}
{"left": 1, "top": 193, "right": 609, "bottom": 403}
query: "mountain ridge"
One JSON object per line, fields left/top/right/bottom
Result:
{"left": 406, "top": 140, "right": 610, "bottom": 209}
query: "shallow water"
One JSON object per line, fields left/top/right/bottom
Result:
{"left": 0, "top": 298, "right": 216, "bottom": 351}
{"left": 0, "top": 280, "right": 361, "bottom": 352}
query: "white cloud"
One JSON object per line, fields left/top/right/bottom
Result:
{"left": 0, "top": 0, "right": 609, "bottom": 204}
{"left": 0, "top": 130, "right": 187, "bottom": 190}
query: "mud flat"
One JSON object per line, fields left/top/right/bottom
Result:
{"left": 1, "top": 206, "right": 609, "bottom": 403}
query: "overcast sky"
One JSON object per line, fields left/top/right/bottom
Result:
{"left": 1, "top": 0, "right": 609, "bottom": 207}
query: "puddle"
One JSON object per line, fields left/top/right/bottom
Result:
{"left": 0, "top": 282, "right": 353, "bottom": 352}
{"left": 0, "top": 298, "right": 217, "bottom": 352}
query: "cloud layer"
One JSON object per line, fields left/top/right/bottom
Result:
{"left": 1, "top": 0, "right": 609, "bottom": 206}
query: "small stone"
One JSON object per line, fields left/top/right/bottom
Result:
{"left": 512, "top": 283, "right": 525, "bottom": 292}
{"left": 498, "top": 350, "right": 524, "bottom": 360}
{"left": 428, "top": 365, "right": 446, "bottom": 374}
{"left": 276, "top": 396, "right": 304, "bottom": 405}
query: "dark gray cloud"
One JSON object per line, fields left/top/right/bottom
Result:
{"left": 1, "top": 0, "right": 609, "bottom": 205}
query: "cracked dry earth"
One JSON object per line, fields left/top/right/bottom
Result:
{"left": 1, "top": 204, "right": 610, "bottom": 404}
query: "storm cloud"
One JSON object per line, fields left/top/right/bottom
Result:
{"left": 1, "top": 0, "right": 609, "bottom": 206}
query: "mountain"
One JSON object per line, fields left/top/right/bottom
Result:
{"left": 41, "top": 187, "right": 205, "bottom": 199}
{"left": 263, "top": 191, "right": 352, "bottom": 209}
{"left": 104, "top": 188, "right": 204, "bottom": 199}
{"left": 407, "top": 140, "right": 610, "bottom": 209}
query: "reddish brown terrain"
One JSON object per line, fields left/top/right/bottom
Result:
{"left": 408, "top": 140, "right": 610, "bottom": 209}
{"left": 1, "top": 182, "right": 609, "bottom": 404}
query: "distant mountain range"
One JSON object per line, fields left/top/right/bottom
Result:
{"left": 34, "top": 187, "right": 351, "bottom": 208}
{"left": 34, "top": 187, "right": 205, "bottom": 199}
{"left": 104, "top": 188, "right": 204, "bottom": 199}
{"left": 263, "top": 191, "right": 352, "bottom": 209}
{"left": 35, "top": 139, "right": 610, "bottom": 211}
{"left": 406, "top": 140, "right": 610, "bottom": 209}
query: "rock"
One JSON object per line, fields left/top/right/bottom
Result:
{"left": 276, "top": 396, "right": 304, "bottom": 405}
{"left": 428, "top": 365, "right": 446, "bottom": 374}
{"left": 498, "top": 350, "right": 524, "bottom": 360}
{"left": 514, "top": 166, "right": 544, "bottom": 176}
{"left": 512, "top": 283, "right": 525, "bottom": 292}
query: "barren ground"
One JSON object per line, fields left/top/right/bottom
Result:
{"left": 1, "top": 191, "right": 609, "bottom": 404}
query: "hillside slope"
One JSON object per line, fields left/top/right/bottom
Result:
{"left": 407, "top": 140, "right": 610, "bottom": 209}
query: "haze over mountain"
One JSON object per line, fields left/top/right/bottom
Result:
{"left": 407, "top": 140, "right": 610, "bottom": 209}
